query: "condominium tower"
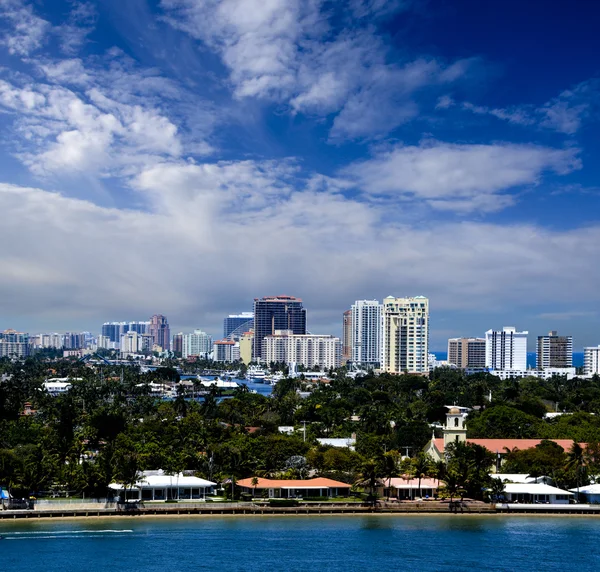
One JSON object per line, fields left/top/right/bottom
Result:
{"left": 223, "top": 312, "right": 254, "bottom": 340}
{"left": 485, "top": 327, "right": 528, "bottom": 371}
{"left": 351, "top": 300, "right": 382, "bottom": 366}
{"left": 381, "top": 296, "right": 429, "bottom": 374}
{"left": 252, "top": 295, "right": 306, "bottom": 360}
{"left": 182, "top": 330, "right": 213, "bottom": 359}
{"left": 342, "top": 310, "right": 352, "bottom": 363}
{"left": 149, "top": 314, "right": 170, "bottom": 351}
{"left": 584, "top": 346, "right": 600, "bottom": 375}
{"left": 447, "top": 338, "right": 486, "bottom": 368}
{"left": 536, "top": 331, "right": 573, "bottom": 369}
{"left": 262, "top": 330, "right": 341, "bottom": 370}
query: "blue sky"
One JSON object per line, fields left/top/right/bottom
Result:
{"left": 0, "top": 0, "right": 599, "bottom": 349}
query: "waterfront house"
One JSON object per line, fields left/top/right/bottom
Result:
{"left": 499, "top": 483, "right": 573, "bottom": 504}
{"left": 237, "top": 477, "right": 351, "bottom": 499}
{"left": 108, "top": 470, "right": 216, "bottom": 501}
{"left": 378, "top": 477, "right": 440, "bottom": 500}
{"left": 569, "top": 484, "right": 600, "bottom": 502}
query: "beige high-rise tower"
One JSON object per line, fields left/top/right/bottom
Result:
{"left": 381, "top": 296, "right": 429, "bottom": 374}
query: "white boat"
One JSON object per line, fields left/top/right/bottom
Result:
{"left": 246, "top": 365, "right": 268, "bottom": 381}
{"left": 198, "top": 377, "right": 239, "bottom": 389}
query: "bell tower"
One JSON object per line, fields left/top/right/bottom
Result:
{"left": 443, "top": 406, "right": 468, "bottom": 448}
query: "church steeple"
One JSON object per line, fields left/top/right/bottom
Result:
{"left": 443, "top": 406, "right": 468, "bottom": 448}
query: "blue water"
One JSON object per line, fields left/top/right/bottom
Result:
{"left": 433, "top": 352, "right": 584, "bottom": 369}
{"left": 1, "top": 516, "right": 599, "bottom": 571}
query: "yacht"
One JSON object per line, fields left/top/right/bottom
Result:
{"left": 246, "top": 365, "right": 268, "bottom": 382}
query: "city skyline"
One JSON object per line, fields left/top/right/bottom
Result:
{"left": 1, "top": 1, "right": 600, "bottom": 348}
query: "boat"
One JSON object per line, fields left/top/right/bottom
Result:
{"left": 199, "top": 377, "right": 239, "bottom": 389}
{"left": 246, "top": 365, "right": 268, "bottom": 382}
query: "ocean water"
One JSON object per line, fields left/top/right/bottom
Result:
{"left": 433, "top": 352, "right": 585, "bottom": 369}
{"left": 1, "top": 515, "right": 599, "bottom": 571}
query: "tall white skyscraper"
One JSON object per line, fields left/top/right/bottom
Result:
{"left": 381, "top": 296, "right": 429, "bottom": 374}
{"left": 485, "top": 327, "right": 528, "bottom": 371}
{"left": 182, "top": 330, "right": 213, "bottom": 359}
{"left": 584, "top": 346, "right": 600, "bottom": 375}
{"left": 351, "top": 300, "right": 382, "bottom": 366}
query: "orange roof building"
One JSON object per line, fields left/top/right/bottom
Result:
{"left": 237, "top": 477, "right": 351, "bottom": 498}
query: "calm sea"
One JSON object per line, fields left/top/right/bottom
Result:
{"left": 1, "top": 515, "right": 599, "bottom": 571}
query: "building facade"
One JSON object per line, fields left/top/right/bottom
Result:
{"left": 584, "top": 346, "right": 600, "bottom": 375}
{"left": 380, "top": 296, "right": 429, "bottom": 374}
{"left": 223, "top": 312, "right": 254, "bottom": 340}
{"left": 182, "top": 330, "right": 212, "bottom": 359}
{"left": 101, "top": 321, "right": 150, "bottom": 344}
{"left": 252, "top": 295, "right": 306, "bottom": 361}
{"left": 536, "top": 331, "right": 573, "bottom": 369}
{"left": 342, "top": 309, "right": 352, "bottom": 364}
{"left": 213, "top": 339, "right": 238, "bottom": 362}
{"left": 149, "top": 315, "right": 170, "bottom": 351}
{"left": 0, "top": 330, "right": 30, "bottom": 358}
{"left": 485, "top": 327, "right": 528, "bottom": 371}
{"left": 350, "top": 300, "right": 382, "bottom": 367}
{"left": 239, "top": 330, "right": 254, "bottom": 365}
{"left": 262, "top": 330, "right": 341, "bottom": 370}
{"left": 447, "top": 337, "right": 486, "bottom": 368}
{"left": 172, "top": 333, "right": 183, "bottom": 355}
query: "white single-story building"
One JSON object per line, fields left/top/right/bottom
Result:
{"left": 490, "top": 474, "right": 553, "bottom": 485}
{"left": 569, "top": 484, "right": 600, "bottom": 503}
{"left": 379, "top": 477, "right": 440, "bottom": 500}
{"left": 109, "top": 470, "right": 216, "bottom": 501}
{"left": 237, "top": 477, "right": 351, "bottom": 498}
{"left": 500, "top": 482, "right": 573, "bottom": 504}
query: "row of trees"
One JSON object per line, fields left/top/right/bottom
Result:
{"left": 2, "top": 357, "right": 600, "bottom": 500}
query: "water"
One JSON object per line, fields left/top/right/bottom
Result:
{"left": 433, "top": 352, "right": 585, "bottom": 369}
{"left": 1, "top": 515, "right": 599, "bottom": 571}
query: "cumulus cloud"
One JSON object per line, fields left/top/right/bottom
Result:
{"left": 341, "top": 141, "right": 581, "bottom": 212}
{"left": 160, "top": 0, "right": 473, "bottom": 139}
{"left": 0, "top": 0, "right": 50, "bottom": 56}
{"left": 2, "top": 175, "right": 600, "bottom": 341}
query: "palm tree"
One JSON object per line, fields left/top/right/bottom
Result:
{"left": 566, "top": 442, "right": 588, "bottom": 502}
{"left": 489, "top": 478, "right": 506, "bottom": 503}
{"left": 412, "top": 453, "right": 433, "bottom": 499}
{"left": 442, "top": 471, "right": 460, "bottom": 502}
{"left": 354, "top": 458, "right": 381, "bottom": 506}
{"left": 251, "top": 476, "right": 259, "bottom": 499}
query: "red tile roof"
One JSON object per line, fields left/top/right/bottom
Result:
{"left": 432, "top": 438, "right": 584, "bottom": 454}
{"left": 237, "top": 477, "right": 350, "bottom": 489}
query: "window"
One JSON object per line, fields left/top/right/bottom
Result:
{"left": 454, "top": 418, "right": 459, "bottom": 427}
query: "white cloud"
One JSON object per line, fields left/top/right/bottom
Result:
{"left": 0, "top": 0, "right": 50, "bottom": 56}
{"left": 341, "top": 141, "right": 581, "bottom": 212}
{"left": 54, "top": 1, "right": 98, "bottom": 55}
{"left": 161, "top": 0, "right": 473, "bottom": 139}
{"left": 2, "top": 174, "right": 600, "bottom": 339}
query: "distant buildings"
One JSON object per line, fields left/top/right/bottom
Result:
{"left": 149, "top": 315, "right": 170, "bottom": 351}
{"left": 447, "top": 337, "right": 486, "bottom": 369}
{"left": 0, "top": 329, "right": 30, "bottom": 358}
{"left": 485, "top": 327, "right": 528, "bottom": 371}
{"left": 120, "top": 331, "right": 152, "bottom": 357}
{"left": 584, "top": 346, "right": 600, "bottom": 375}
{"left": 182, "top": 330, "right": 212, "bottom": 359}
{"left": 101, "top": 321, "right": 150, "bottom": 345}
{"left": 172, "top": 332, "right": 183, "bottom": 355}
{"left": 223, "top": 312, "right": 254, "bottom": 340}
{"left": 239, "top": 330, "right": 254, "bottom": 365}
{"left": 350, "top": 300, "right": 382, "bottom": 367}
{"left": 262, "top": 330, "right": 341, "bottom": 370}
{"left": 381, "top": 296, "right": 429, "bottom": 374}
{"left": 213, "top": 339, "right": 239, "bottom": 363}
{"left": 252, "top": 295, "right": 306, "bottom": 361}
{"left": 537, "top": 331, "right": 573, "bottom": 369}
{"left": 341, "top": 310, "right": 352, "bottom": 364}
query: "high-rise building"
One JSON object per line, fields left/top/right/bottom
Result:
{"left": 262, "top": 330, "right": 341, "bottom": 370}
{"left": 223, "top": 312, "right": 254, "bottom": 340}
{"left": 342, "top": 310, "right": 352, "bottom": 364}
{"left": 485, "top": 327, "right": 528, "bottom": 371}
{"left": 213, "top": 339, "right": 238, "bottom": 363}
{"left": 584, "top": 346, "right": 600, "bottom": 375}
{"left": 101, "top": 321, "right": 150, "bottom": 344}
{"left": 149, "top": 315, "right": 170, "bottom": 351}
{"left": 172, "top": 333, "right": 183, "bottom": 355}
{"left": 381, "top": 296, "right": 429, "bottom": 374}
{"left": 536, "top": 331, "right": 573, "bottom": 369}
{"left": 351, "top": 300, "right": 382, "bottom": 366}
{"left": 252, "top": 295, "right": 306, "bottom": 360}
{"left": 0, "top": 329, "right": 30, "bottom": 358}
{"left": 239, "top": 330, "right": 254, "bottom": 365}
{"left": 447, "top": 338, "right": 486, "bottom": 368}
{"left": 182, "top": 330, "right": 212, "bottom": 359}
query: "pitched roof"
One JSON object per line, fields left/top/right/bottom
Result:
{"left": 385, "top": 477, "right": 439, "bottom": 489}
{"left": 432, "top": 438, "right": 582, "bottom": 454}
{"left": 237, "top": 477, "right": 350, "bottom": 489}
{"left": 503, "top": 483, "right": 573, "bottom": 495}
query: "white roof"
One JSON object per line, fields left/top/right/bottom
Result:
{"left": 503, "top": 483, "right": 573, "bottom": 495}
{"left": 317, "top": 438, "right": 356, "bottom": 449}
{"left": 109, "top": 471, "right": 216, "bottom": 490}
{"left": 569, "top": 484, "right": 600, "bottom": 494}
{"left": 491, "top": 474, "right": 552, "bottom": 484}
